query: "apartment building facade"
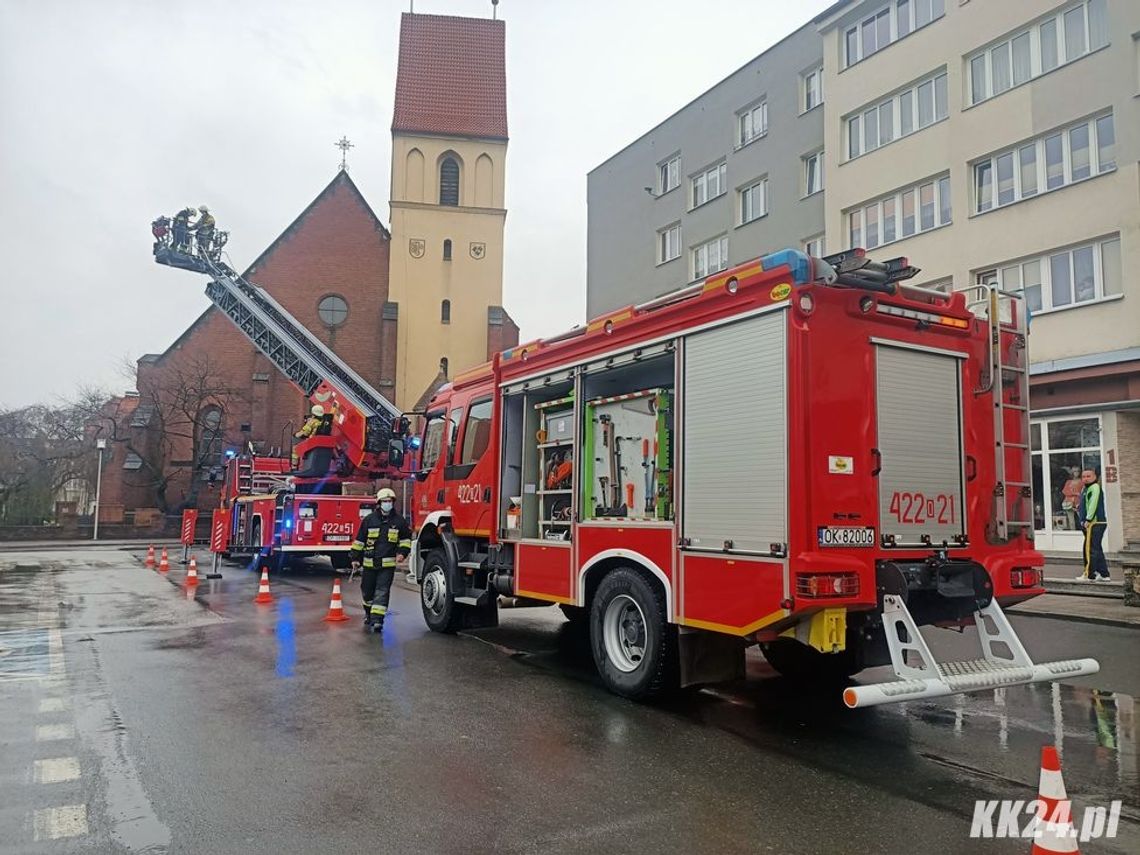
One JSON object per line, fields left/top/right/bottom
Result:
{"left": 586, "top": 0, "right": 1139, "bottom": 555}
{"left": 585, "top": 22, "right": 826, "bottom": 318}
{"left": 816, "top": 0, "right": 1139, "bottom": 553}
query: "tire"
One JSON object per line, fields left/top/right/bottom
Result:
{"left": 589, "top": 567, "right": 678, "bottom": 700}
{"left": 759, "top": 638, "right": 861, "bottom": 684}
{"left": 329, "top": 552, "right": 354, "bottom": 571}
{"left": 420, "top": 548, "right": 461, "bottom": 634}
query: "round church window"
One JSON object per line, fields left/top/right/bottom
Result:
{"left": 318, "top": 294, "right": 349, "bottom": 327}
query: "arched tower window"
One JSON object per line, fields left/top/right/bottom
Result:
{"left": 443, "top": 238, "right": 452, "bottom": 261}
{"left": 441, "top": 299, "right": 451, "bottom": 324}
{"left": 439, "top": 157, "right": 460, "bottom": 206}
{"left": 440, "top": 357, "right": 449, "bottom": 377}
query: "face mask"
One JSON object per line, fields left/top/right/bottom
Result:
{"left": 380, "top": 501, "right": 394, "bottom": 514}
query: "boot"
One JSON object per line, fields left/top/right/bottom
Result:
{"left": 370, "top": 614, "right": 385, "bottom": 634}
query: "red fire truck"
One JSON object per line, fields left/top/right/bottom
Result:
{"left": 408, "top": 248, "right": 1099, "bottom": 708}
{"left": 153, "top": 231, "right": 408, "bottom": 571}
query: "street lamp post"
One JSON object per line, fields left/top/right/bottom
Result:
{"left": 93, "top": 438, "right": 106, "bottom": 541}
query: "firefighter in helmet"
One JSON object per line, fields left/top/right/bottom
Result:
{"left": 350, "top": 487, "right": 412, "bottom": 632}
{"left": 172, "top": 205, "right": 196, "bottom": 252}
{"left": 294, "top": 404, "right": 325, "bottom": 439}
{"left": 193, "top": 205, "right": 216, "bottom": 257}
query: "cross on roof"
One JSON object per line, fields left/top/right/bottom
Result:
{"left": 335, "top": 136, "right": 354, "bottom": 171}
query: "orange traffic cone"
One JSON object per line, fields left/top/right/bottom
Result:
{"left": 144, "top": 545, "right": 156, "bottom": 568}
{"left": 253, "top": 568, "right": 273, "bottom": 604}
{"left": 185, "top": 555, "right": 200, "bottom": 587}
{"left": 322, "top": 578, "right": 350, "bottom": 622}
{"left": 1031, "top": 746, "right": 1079, "bottom": 854}
{"left": 158, "top": 547, "right": 170, "bottom": 573}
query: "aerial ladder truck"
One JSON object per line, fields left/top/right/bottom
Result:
{"left": 151, "top": 222, "right": 409, "bottom": 571}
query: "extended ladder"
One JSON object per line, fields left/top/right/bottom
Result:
{"left": 154, "top": 244, "right": 401, "bottom": 451}
{"left": 968, "top": 284, "right": 1034, "bottom": 542}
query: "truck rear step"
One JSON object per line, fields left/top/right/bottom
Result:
{"left": 843, "top": 595, "right": 1099, "bottom": 709}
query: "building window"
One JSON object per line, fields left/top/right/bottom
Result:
{"left": 1030, "top": 416, "right": 1102, "bottom": 535}
{"left": 802, "top": 66, "right": 823, "bottom": 112}
{"left": 803, "top": 150, "right": 824, "bottom": 196}
{"left": 844, "top": 0, "right": 944, "bottom": 68}
{"left": 658, "top": 223, "right": 681, "bottom": 265}
{"left": 440, "top": 357, "right": 449, "bottom": 377}
{"left": 691, "top": 162, "right": 727, "bottom": 209}
{"left": 739, "top": 178, "right": 768, "bottom": 225}
{"left": 439, "top": 156, "right": 460, "bottom": 206}
{"left": 846, "top": 173, "right": 951, "bottom": 250}
{"left": 691, "top": 236, "right": 728, "bottom": 281}
{"left": 196, "top": 407, "right": 223, "bottom": 473}
{"left": 967, "top": 0, "right": 1108, "bottom": 105}
{"left": 803, "top": 234, "right": 825, "bottom": 257}
{"left": 737, "top": 101, "right": 767, "bottom": 148}
{"left": 123, "top": 451, "right": 144, "bottom": 471}
{"left": 658, "top": 155, "right": 680, "bottom": 194}
{"left": 317, "top": 294, "right": 349, "bottom": 327}
{"left": 975, "top": 235, "right": 1121, "bottom": 315}
{"left": 972, "top": 113, "right": 1114, "bottom": 214}
{"left": 441, "top": 299, "right": 451, "bottom": 324}
{"left": 845, "top": 70, "right": 947, "bottom": 160}
{"left": 443, "top": 239, "right": 452, "bottom": 261}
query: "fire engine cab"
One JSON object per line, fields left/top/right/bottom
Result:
{"left": 409, "top": 248, "right": 1099, "bottom": 708}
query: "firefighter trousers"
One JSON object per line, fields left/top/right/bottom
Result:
{"left": 361, "top": 565, "right": 395, "bottom": 621}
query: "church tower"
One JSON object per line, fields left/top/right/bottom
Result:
{"left": 387, "top": 12, "right": 517, "bottom": 409}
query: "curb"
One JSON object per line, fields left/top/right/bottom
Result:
{"left": 1007, "top": 606, "right": 1140, "bottom": 630}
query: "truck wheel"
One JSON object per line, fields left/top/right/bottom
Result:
{"left": 590, "top": 567, "right": 677, "bottom": 700}
{"left": 420, "top": 548, "right": 460, "bottom": 634}
{"left": 759, "top": 639, "right": 861, "bottom": 684}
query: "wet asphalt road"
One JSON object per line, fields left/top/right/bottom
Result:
{"left": 0, "top": 547, "right": 1136, "bottom": 855}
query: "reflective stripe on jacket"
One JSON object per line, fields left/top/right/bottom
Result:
{"left": 350, "top": 510, "right": 412, "bottom": 569}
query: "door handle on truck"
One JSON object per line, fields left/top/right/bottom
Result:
{"left": 871, "top": 448, "right": 882, "bottom": 477}
{"left": 966, "top": 455, "right": 977, "bottom": 482}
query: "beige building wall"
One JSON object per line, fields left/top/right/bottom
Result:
{"left": 818, "top": 0, "right": 1140, "bottom": 553}
{"left": 388, "top": 134, "right": 508, "bottom": 408}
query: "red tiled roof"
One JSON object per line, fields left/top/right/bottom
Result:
{"left": 392, "top": 13, "right": 507, "bottom": 140}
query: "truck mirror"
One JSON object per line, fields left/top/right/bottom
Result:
{"left": 393, "top": 415, "right": 411, "bottom": 437}
{"left": 387, "top": 438, "right": 405, "bottom": 468}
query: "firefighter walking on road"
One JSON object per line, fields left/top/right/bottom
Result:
{"left": 350, "top": 487, "right": 412, "bottom": 632}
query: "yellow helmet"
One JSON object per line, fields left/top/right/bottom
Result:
{"left": 376, "top": 487, "right": 396, "bottom": 501}
{"left": 311, "top": 405, "right": 325, "bottom": 417}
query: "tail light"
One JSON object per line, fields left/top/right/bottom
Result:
{"left": 796, "top": 573, "right": 860, "bottom": 598}
{"left": 1010, "top": 567, "right": 1041, "bottom": 589}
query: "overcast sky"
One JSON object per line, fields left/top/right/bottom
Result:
{"left": 0, "top": 0, "right": 832, "bottom": 408}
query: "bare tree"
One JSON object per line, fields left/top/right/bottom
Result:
{"left": 0, "top": 397, "right": 99, "bottom": 524}
{"left": 86, "top": 354, "right": 246, "bottom": 513}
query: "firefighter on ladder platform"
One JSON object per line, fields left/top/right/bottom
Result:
{"left": 350, "top": 488, "right": 411, "bottom": 633}
{"left": 193, "top": 205, "right": 216, "bottom": 258}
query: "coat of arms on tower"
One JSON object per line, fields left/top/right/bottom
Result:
{"left": 409, "top": 239, "right": 425, "bottom": 259}
{"left": 469, "top": 242, "right": 486, "bottom": 260}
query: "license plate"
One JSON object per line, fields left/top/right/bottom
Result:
{"left": 325, "top": 535, "right": 351, "bottom": 543}
{"left": 817, "top": 526, "right": 875, "bottom": 548}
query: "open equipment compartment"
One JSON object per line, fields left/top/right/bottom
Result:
{"left": 580, "top": 345, "right": 676, "bottom": 522}
{"left": 498, "top": 373, "right": 575, "bottom": 541}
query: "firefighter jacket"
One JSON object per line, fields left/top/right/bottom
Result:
{"left": 195, "top": 212, "right": 216, "bottom": 232}
{"left": 350, "top": 509, "right": 412, "bottom": 570}
{"left": 173, "top": 209, "right": 194, "bottom": 226}
{"left": 295, "top": 416, "right": 322, "bottom": 439}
